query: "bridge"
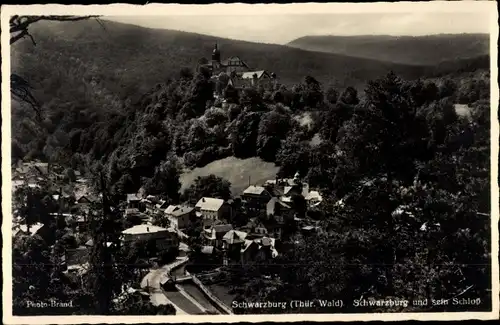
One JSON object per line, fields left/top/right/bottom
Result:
{"left": 172, "top": 275, "right": 193, "bottom": 283}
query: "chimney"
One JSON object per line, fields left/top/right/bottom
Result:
{"left": 202, "top": 198, "right": 205, "bottom": 202}
{"left": 147, "top": 227, "right": 150, "bottom": 232}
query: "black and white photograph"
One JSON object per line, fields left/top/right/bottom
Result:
{"left": 2, "top": 2, "right": 498, "bottom": 322}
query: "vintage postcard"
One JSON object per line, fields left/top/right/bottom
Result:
{"left": 2, "top": 2, "right": 499, "bottom": 323}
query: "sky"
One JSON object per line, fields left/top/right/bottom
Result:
{"left": 105, "top": 12, "right": 491, "bottom": 45}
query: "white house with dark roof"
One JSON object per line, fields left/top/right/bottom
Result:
{"left": 122, "top": 224, "right": 172, "bottom": 241}
{"left": 121, "top": 224, "right": 179, "bottom": 251}
{"left": 165, "top": 205, "right": 195, "bottom": 230}
{"left": 195, "top": 197, "right": 231, "bottom": 226}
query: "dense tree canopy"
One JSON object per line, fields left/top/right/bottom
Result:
{"left": 182, "top": 174, "right": 232, "bottom": 204}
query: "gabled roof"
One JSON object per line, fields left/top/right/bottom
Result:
{"left": 156, "top": 200, "right": 168, "bottom": 209}
{"left": 241, "top": 239, "right": 257, "bottom": 253}
{"left": 171, "top": 206, "right": 194, "bottom": 217}
{"left": 305, "top": 190, "right": 323, "bottom": 202}
{"left": 85, "top": 239, "right": 112, "bottom": 247}
{"left": 243, "top": 185, "right": 267, "bottom": 195}
{"left": 76, "top": 195, "right": 93, "bottom": 204}
{"left": 213, "top": 223, "right": 233, "bottom": 234}
{"left": 196, "top": 197, "right": 225, "bottom": 212}
{"left": 50, "top": 213, "right": 85, "bottom": 222}
{"left": 34, "top": 164, "right": 49, "bottom": 175}
{"left": 126, "top": 194, "right": 140, "bottom": 202}
{"left": 13, "top": 222, "right": 44, "bottom": 237}
{"left": 240, "top": 70, "right": 269, "bottom": 80}
{"left": 266, "top": 197, "right": 291, "bottom": 216}
{"left": 165, "top": 205, "right": 179, "bottom": 215}
{"left": 122, "top": 224, "right": 171, "bottom": 235}
{"left": 221, "top": 56, "right": 250, "bottom": 68}
{"left": 125, "top": 208, "right": 141, "bottom": 215}
{"left": 201, "top": 245, "right": 214, "bottom": 255}
{"left": 223, "top": 230, "right": 248, "bottom": 244}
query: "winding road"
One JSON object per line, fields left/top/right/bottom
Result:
{"left": 140, "top": 257, "right": 191, "bottom": 314}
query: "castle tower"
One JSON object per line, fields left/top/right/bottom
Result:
{"left": 212, "top": 43, "right": 221, "bottom": 63}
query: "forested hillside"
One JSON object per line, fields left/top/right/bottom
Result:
{"left": 11, "top": 20, "right": 490, "bottom": 172}
{"left": 12, "top": 20, "right": 490, "bottom": 101}
{"left": 287, "top": 34, "right": 490, "bottom": 65}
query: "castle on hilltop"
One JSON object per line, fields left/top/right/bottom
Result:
{"left": 198, "top": 43, "right": 278, "bottom": 96}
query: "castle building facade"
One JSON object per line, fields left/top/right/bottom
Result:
{"left": 198, "top": 43, "right": 278, "bottom": 96}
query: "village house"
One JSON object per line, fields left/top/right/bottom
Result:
{"left": 203, "top": 222, "right": 233, "bottom": 250}
{"left": 155, "top": 199, "right": 170, "bottom": 213}
{"left": 266, "top": 197, "right": 293, "bottom": 219}
{"left": 126, "top": 193, "right": 141, "bottom": 209}
{"left": 265, "top": 197, "right": 294, "bottom": 239}
{"left": 141, "top": 195, "right": 159, "bottom": 213}
{"left": 75, "top": 194, "right": 97, "bottom": 216}
{"left": 165, "top": 205, "right": 195, "bottom": 230}
{"left": 305, "top": 190, "right": 323, "bottom": 208}
{"left": 222, "top": 229, "right": 248, "bottom": 264}
{"left": 14, "top": 161, "right": 50, "bottom": 179}
{"left": 125, "top": 208, "right": 150, "bottom": 225}
{"left": 240, "top": 236, "right": 279, "bottom": 265}
{"left": 241, "top": 185, "right": 273, "bottom": 215}
{"left": 12, "top": 176, "right": 25, "bottom": 193}
{"left": 12, "top": 222, "right": 45, "bottom": 238}
{"left": 84, "top": 239, "right": 114, "bottom": 249}
{"left": 52, "top": 188, "right": 75, "bottom": 212}
{"left": 63, "top": 246, "right": 91, "bottom": 280}
{"left": 265, "top": 172, "right": 323, "bottom": 208}
{"left": 195, "top": 197, "right": 232, "bottom": 226}
{"left": 121, "top": 224, "right": 179, "bottom": 252}
{"left": 75, "top": 194, "right": 94, "bottom": 205}
{"left": 301, "top": 225, "right": 321, "bottom": 236}
{"left": 222, "top": 229, "right": 248, "bottom": 248}
{"left": 49, "top": 213, "right": 88, "bottom": 232}
{"left": 72, "top": 214, "right": 88, "bottom": 232}
{"left": 201, "top": 245, "right": 215, "bottom": 256}
{"left": 240, "top": 218, "right": 270, "bottom": 238}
